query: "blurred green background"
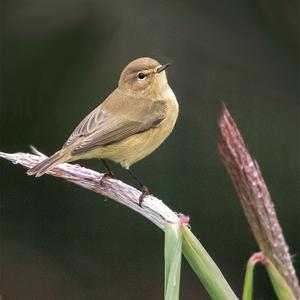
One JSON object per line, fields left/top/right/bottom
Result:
{"left": 1, "top": 0, "right": 299, "bottom": 299}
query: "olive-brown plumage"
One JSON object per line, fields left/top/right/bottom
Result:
{"left": 27, "top": 57, "right": 179, "bottom": 177}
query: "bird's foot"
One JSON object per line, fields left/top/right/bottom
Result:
{"left": 99, "top": 171, "right": 114, "bottom": 186}
{"left": 139, "top": 185, "right": 150, "bottom": 206}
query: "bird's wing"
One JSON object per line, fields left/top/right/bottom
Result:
{"left": 63, "top": 107, "right": 107, "bottom": 148}
{"left": 63, "top": 90, "right": 167, "bottom": 154}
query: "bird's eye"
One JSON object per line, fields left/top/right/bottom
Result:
{"left": 138, "top": 72, "right": 146, "bottom": 80}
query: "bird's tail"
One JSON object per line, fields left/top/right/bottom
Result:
{"left": 27, "top": 150, "right": 70, "bottom": 177}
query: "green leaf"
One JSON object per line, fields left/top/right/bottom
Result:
{"left": 266, "top": 259, "right": 296, "bottom": 300}
{"left": 242, "top": 252, "right": 264, "bottom": 300}
{"left": 164, "top": 223, "right": 182, "bottom": 300}
{"left": 242, "top": 260, "right": 254, "bottom": 300}
{"left": 181, "top": 225, "right": 238, "bottom": 300}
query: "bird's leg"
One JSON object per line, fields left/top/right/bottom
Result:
{"left": 99, "top": 159, "right": 115, "bottom": 185}
{"left": 127, "top": 168, "right": 150, "bottom": 206}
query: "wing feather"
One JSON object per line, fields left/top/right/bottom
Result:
{"left": 63, "top": 108, "right": 107, "bottom": 147}
{"left": 63, "top": 90, "right": 167, "bottom": 154}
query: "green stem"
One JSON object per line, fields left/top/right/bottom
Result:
{"left": 181, "top": 225, "right": 238, "bottom": 300}
{"left": 164, "top": 223, "right": 182, "bottom": 300}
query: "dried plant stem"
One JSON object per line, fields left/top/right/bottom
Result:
{"left": 0, "top": 148, "right": 239, "bottom": 300}
{"left": 219, "top": 106, "right": 300, "bottom": 298}
{"left": 0, "top": 149, "right": 179, "bottom": 230}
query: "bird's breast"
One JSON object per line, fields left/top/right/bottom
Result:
{"left": 115, "top": 90, "right": 179, "bottom": 168}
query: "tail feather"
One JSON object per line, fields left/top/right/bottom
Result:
{"left": 27, "top": 151, "right": 69, "bottom": 177}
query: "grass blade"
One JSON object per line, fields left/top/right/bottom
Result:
{"left": 266, "top": 259, "right": 297, "bottom": 300}
{"left": 242, "top": 252, "right": 265, "bottom": 300}
{"left": 164, "top": 223, "right": 182, "bottom": 300}
{"left": 182, "top": 225, "right": 238, "bottom": 300}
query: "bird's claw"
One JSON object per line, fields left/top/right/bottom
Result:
{"left": 99, "top": 172, "right": 113, "bottom": 186}
{"left": 139, "top": 186, "right": 150, "bottom": 206}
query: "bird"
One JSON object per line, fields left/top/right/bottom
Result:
{"left": 27, "top": 57, "right": 179, "bottom": 202}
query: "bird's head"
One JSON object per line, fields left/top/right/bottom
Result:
{"left": 118, "top": 57, "right": 171, "bottom": 97}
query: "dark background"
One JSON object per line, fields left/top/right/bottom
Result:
{"left": 1, "top": 0, "right": 299, "bottom": 299}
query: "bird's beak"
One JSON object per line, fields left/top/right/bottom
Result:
{"left": 156, "top": 63, "right": 171, "bottom": 73}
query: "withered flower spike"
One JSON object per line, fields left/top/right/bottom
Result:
{"left": 219, "top": 105, "right": 300, "bottom": 298}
